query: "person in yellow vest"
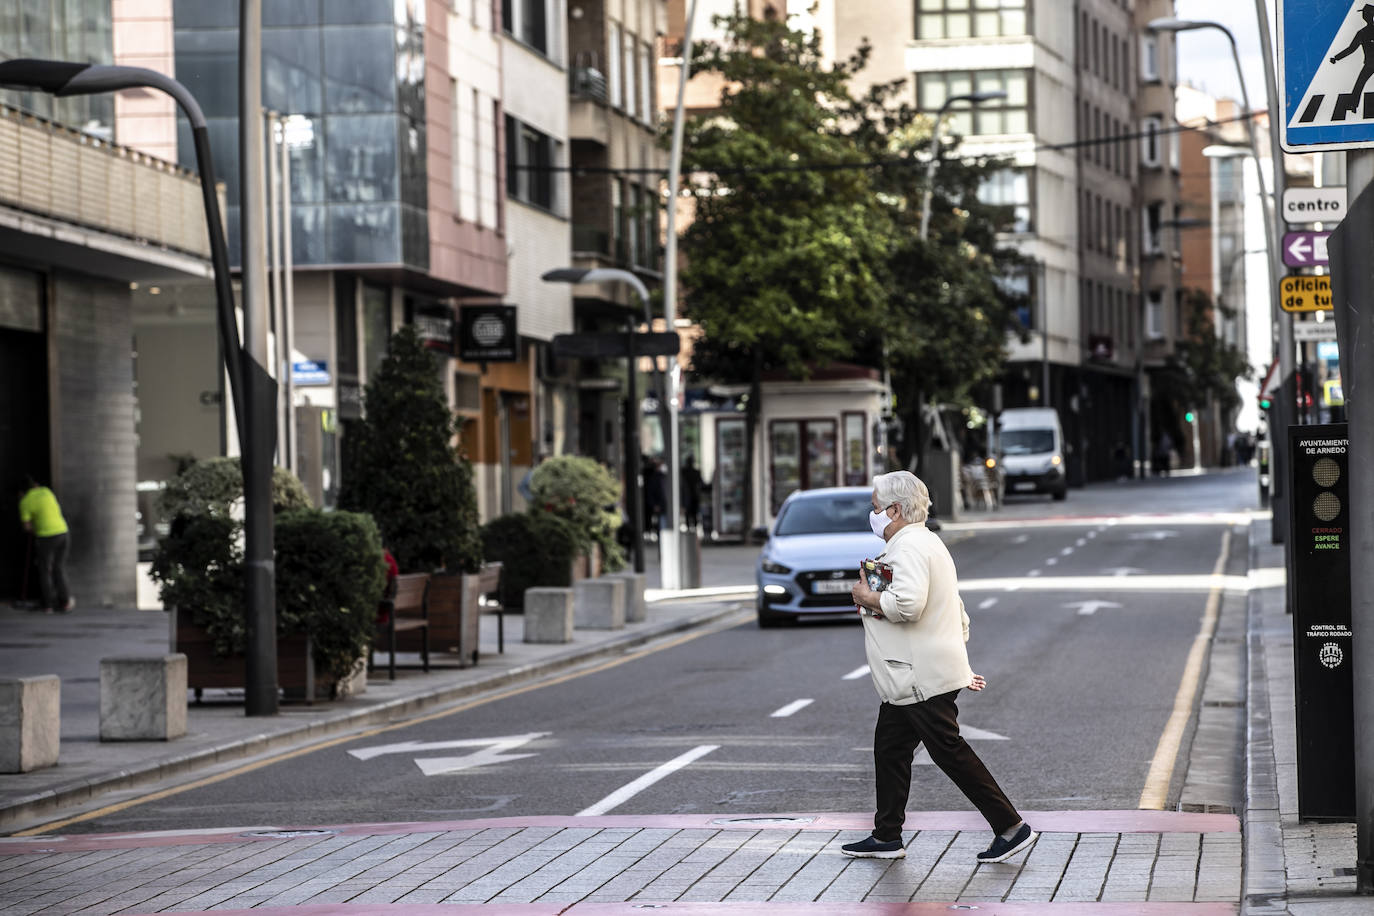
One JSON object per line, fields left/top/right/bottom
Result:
{"left": 18, "top": 475, "right": 71, "bottom": 614}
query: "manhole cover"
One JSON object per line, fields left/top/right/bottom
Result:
{"left": 240, "top": 829, "right": 337, "bottom": 839}
{"left": 710, "top": 816, "right": 815, "bottom": 825}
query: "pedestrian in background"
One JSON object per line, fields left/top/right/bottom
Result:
{"left": 844, "top": 470, "right": 1036, "bottom": 864}
{"left": 17, "top": 474, "right": 71, "bottom": 614}
{"left": 1154, "top": 431, "right": 1174, "bottom": 477}
{"left": 642, "top": 456, "right": 666, "bottom": 534}
{"left": 680, "top": 454, "right": 703, "bottom": 529}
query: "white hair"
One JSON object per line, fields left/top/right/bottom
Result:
{"left": 872, "top": 471, "right": 931, "bottom": 524}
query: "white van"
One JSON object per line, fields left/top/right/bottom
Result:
{"left": 996, "top": 407, "right": 1067, "bottom": 501}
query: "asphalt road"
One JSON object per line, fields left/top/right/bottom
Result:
{"left": 56, "top": 471, "right": 1258, "bottom": 835}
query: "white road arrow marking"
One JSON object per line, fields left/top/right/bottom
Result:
{"left": 1128, "top": 530, "right": 1179, "bottom": 541}
{"left": 1102, "top": 567, "right": 1145, "bottom": 577}
{"left": 348, "top": 732, "right": 549, "bottom": 776}
{"left": 915, "top": 725, "right": 1008, "bottom": 765}
{"left": 577, "top": 744, "right": 718, "bottom": 815}
{"left": 1066, "top": 600, "right": 1124, "bottom": 616}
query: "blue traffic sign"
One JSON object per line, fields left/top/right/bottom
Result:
{"left": 1280, "top": 0, "right": 1374, "bottom": 151}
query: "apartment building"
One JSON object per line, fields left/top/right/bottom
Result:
{"left": 0, "top": 0, "right": 215, "bottom": 606}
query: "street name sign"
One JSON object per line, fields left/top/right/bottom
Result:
{"left": 1282, "top": 188, "right": 1347, "bottom": 224}
{"left": 1283, "top": 230, "right": 1332, "bottom": 267}
{"left": 1293, "top": 320, "right": 1339, "bottom": 342}
{"left": 1280, "top": 0, "right": 1374, "bottom": 151}
{"left": 552, "top": 331, "right": 681, "bottom": 360}
{"left": 1281, "top": 274, "right": 1333, "bottom": 312}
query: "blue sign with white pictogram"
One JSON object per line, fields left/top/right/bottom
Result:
{"left": 1280, "top": 0, "right": 1374, "bottom": 151}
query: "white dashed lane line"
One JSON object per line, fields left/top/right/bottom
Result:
{"left": 1060, "top": 546, "right": 1074, "bottom": 556}
{"left": 771, "top": 699, "right": 814, "bottom": 718}
{"left": 843, "top": 665, "right": 870, "bottom": 680}
{"left": 978, "top": 597, "right": 998, "bottom": 610}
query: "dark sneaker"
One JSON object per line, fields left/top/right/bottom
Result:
{"left": 841, "top": 835, "right": 906, "bottom": 859}
{"left": 977, "top": 823, "right": 1038, "bottom": 864}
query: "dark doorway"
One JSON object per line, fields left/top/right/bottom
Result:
{"left": 0, "top": 327, "right": 50, "bottom": 602}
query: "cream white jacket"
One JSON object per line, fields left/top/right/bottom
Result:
{"left": 862, "top": 523, "right": 974, "bottom": 705}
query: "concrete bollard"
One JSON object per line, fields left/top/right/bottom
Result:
{"left": 100, "top": 654, "right": 187, "bottom": 741}
{"left": 607, "top": 571, "right": 647, "bottom": 623}
{"left": 574, "top": 577, "right": 625, "bottom": 630}
{"left": 524, "top": 588, "right": 575, "bottom": 644}
{"left": 0, "top": 675, "right": 60, "bottom": 773}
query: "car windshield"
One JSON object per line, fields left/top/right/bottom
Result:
{"left": 1002, "top": 429, "right": 1055, "bottom": 455}
{"left": 774, "top": 494, "right": 874, "bottom": 536}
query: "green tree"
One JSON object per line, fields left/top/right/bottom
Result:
{"left": 1152, "top": 288, "right": 1253, "bottom": 440}
{"left": 339, "top": 325, "right": 482, "bottom": 574}
{"left": 842, "top": 78, "right": 1029, "bottom": 468}
{"left": 679, "top": 14, "right": 893, "bottom": 532}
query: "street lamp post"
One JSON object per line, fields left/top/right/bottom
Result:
{"left": 1147, "top": 17, "right": 1294, "bottom": 547}
{"left": 542, "top": 267, "right": 656, "bottom": 575}
{"left": 918, "top": 90, "right": 1008, "bottom": 241}
{"left": 0, "top": 58, "right": 279, "bottom": 714}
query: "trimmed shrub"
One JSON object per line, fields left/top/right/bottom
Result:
{"left": 159, "top": 456, "right": 310, "bottom": 520}
{"left": 339, "top": 325, "right": 482, "bottom": 574}
{"left": 480, "top": 512, "right": 578, "bottom": 609}
{"left": 529, "top": 455, "right": 626, "bottom": 572}
{"left": 275, "top": 509, "right": 387, "bottom": 681}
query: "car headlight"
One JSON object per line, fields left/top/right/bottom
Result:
{"left": 761, "top": 560, "right": 792, "bottom": 575}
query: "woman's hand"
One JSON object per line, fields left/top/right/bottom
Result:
{"left": 969, "top": 673, "right": 987, "bottom": 691}
{"left": 852, "top": 571, "right": 880, "bottom": 617}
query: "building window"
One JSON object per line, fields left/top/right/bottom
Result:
{"left": 502, "top": 0, "right": 548, "bottom": 54}
{"left": 916, "top": 0, "right": 1027, "bottom": 39}
{"left": 1141, "top": 34, "right": 1159, "bottom": 81}
{"left": 611, "top": 178, "right": 623, "bottom": 259}
{"left": 1140, "top": 115, "right": 1162, "bottom": 167}
{"left": 1146, "top": 290, "right": 1164, "bottom": 339}
{"left": 623, "top": 30, "right": 637, "bottom": 119}
{"left": 769, "top": 419, "right": 837, "bottom": 513}
{"left": 1143, "top": 201, "right": 1163, "bottom": 255}
{"left": 609, "top": 22, "right": 623, "bottom": 109}
{"left": 918, "top": 69, "right": 1029, "bottom": 135}
{"left": 505, "top": 115, "right": 558, "bottom": 212}
{"left": 978, "top": 167, "right": 1031, "bottom": 232}
{"left": 640, "top": 40, "right": 653, "bottom": 125}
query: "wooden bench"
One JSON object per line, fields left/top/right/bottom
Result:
{"left": 474, "top": 562, "right": 504, "bottom": 655}
{"left": 372, "top": 572, "right": 430, "bottom": 680}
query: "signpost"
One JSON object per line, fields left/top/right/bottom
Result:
{"left": 1283, "top": 230, "right": 1332, "bottom": 267}
{"left": 1279, "top": 0, "right": 1374, "bottom": 152}
{"left": 1283, "top": 187, "right": 1348, "bottom": 223}
{"left": 1293, "top": 320, "right": 1339, "bottom": 342}
{"left": 1281, "top": 275, "right": 1333, "bottom": 312}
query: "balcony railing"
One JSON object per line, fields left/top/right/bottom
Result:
{"left": 0, "top": 104, "right": 213, "bottom": 259}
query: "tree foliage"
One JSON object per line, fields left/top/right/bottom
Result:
{"left": 677, "top": 13, "right": 1028, "bottom": 497}
{"left": 1153, "top": 288, "right": 1253, "bottom": 422}
{"left": 339, "top": 325, "right": 482, "bottom": 574}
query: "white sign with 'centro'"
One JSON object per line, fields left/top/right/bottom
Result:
{"left": 1283, "top": 187, "right": 1347, "bottom": 224}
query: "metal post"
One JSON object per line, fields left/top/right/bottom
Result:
{"left": 919, "top": 121, "right": 943, "bottom": 242}
{"left": 1039, "top": 261, "right": 1050, "bottom": 406}
{"left": 660, "top": 0, "right": 699, "bottom": 592}
{"left": 1336, "top": 150, "right": 1374, "bottom": 892}
{"left": 267, "top": 112, "right": 285, "bottom": 467}
{"left": 625, "top": 323, "right": 645, "bottom": 574}
{"left": 239, "top": 0, "right": 278, "bottom": 716}
{"left": 1254, "top": 0, "right": 1295, "bottom": 548}
{"left": 281, "top": 117, "right": 296, "bottom": 474}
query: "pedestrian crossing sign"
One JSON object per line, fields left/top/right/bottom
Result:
{"left": 1280, "top": 0, "right": 1374, "bottom": 151}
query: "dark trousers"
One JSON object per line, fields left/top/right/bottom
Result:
{"left": 872, "top": 692, "right": 1020, "bottom": 841}
{"left": 33, "top": 532, "right": 69, "bottom": 611}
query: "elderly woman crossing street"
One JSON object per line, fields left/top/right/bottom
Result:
{"left": 842, "top": 470, "right": 1036, "bottom": 864}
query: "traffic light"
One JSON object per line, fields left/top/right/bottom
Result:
{"left": 1259, "top": 396, "right": 1273, "bottom": 410}
{"left": 1184, "top": 410, "right": 1196, "bottom": 423}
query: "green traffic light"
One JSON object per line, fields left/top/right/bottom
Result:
{"left": 1184, "top": 411, "right": 1195, "bottom": 423}
{"left": 1259, "top": 398, "right": 1272, "bottom": 410}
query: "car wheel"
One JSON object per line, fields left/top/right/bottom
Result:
{"left": 1052, "top": 486, "right": 1068, "bottom": 501}
{"left": 757, "top": 604, "right": 791, "bottom": 628}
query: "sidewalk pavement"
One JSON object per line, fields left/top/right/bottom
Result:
{"left": 0, "top": 512, "right": 1365, "bottom": 914}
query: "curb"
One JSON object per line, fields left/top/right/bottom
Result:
{"left": 0, "top": 600, "right": 750, "bottom": 832}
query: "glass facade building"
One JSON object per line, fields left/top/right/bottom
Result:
{"left": 172, "top": 0, "right": 429, "bottom": 268}
{"left": 0, "top": 0, "right": 114, "bottom": 137}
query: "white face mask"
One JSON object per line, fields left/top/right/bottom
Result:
{"left": 869, "top": 507, "right": 892, "bottom": 538}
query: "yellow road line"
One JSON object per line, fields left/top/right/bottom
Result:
{"left": 14, "top": 608, "right": 752, "bottom": 837}
{"left": 1137, "top": 528, "right": 1231, "bottom": 810}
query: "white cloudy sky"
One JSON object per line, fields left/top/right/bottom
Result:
{"left": 1171, "top": 0, "right": 1276, "bottom": 110}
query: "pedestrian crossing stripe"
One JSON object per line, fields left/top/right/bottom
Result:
{"left": 1287, "top": 1, "right": 1374, "bottom": 130}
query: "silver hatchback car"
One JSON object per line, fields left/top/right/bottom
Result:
{"left": 754, "top": 487, "right": 886, "bottom": 628}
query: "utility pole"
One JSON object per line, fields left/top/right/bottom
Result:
{"left": 1331, "top": 150, "right": 1374, "bottom": 894}
{"left": 239, "top": 0, "right": 278, "bottom": 716}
